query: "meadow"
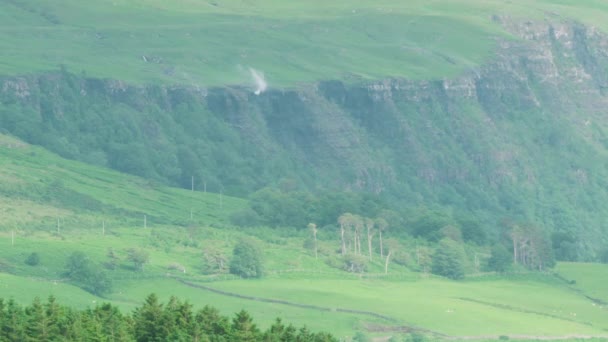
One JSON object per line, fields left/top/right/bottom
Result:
{"left": 2, "top": 0, "right": 608, "bottom": 86}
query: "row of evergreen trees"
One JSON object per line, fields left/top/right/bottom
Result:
{"left": 0, "top": 294, "right": 336, "bottom": 341}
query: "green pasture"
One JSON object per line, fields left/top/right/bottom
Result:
{"left": 0, "top": 272, "right": 109, "bottom": 309}
{"left": 199, "top": 277, "right": 608, "bottom": 337}
{"left": 0, "top": 136, "right": 246, "bottom": 230}
{"left": 556, "top": 262, "right": 608, "bottom": 303}
{"left": 2, "top": 0, "right": 608, "bottom": 86}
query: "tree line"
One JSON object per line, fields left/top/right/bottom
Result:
{"left": 0, "top": 294, "right": 336, "bottom": 341}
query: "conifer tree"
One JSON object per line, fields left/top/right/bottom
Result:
{"left": 231, "top": 310, "right": 259, "bottom": 342}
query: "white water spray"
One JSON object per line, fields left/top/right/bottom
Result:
{"left": 249, "top": 67, "right": 267, "bottom": 95}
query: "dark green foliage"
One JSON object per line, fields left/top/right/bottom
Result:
{"left": 411, "top": 211, "right": 452, "bottom": 242}
{"left": 2, "top": 69, "right": 607, "bottom": 258}
{"left": 600, "top": 248, "right": 608, "bottom": 264}
{"left": 24, "top": 252, "right": 40, "bottom": 266}
{"left": 229, "top": 239, "right": 264, "bottom": 278}
{"left": 229, "top": 208, "right": 262, "bottom": 227}
{"left": 133, "top": 294, "right": 169, "bottom": 342}
{"left": 458, "top": 218, "right": 487, "bottom": 245}
{"left": 431, "top": 239, "right": 467, "bottom": 280}
{"left": 63, "top": 251, "right": 112, "bottom": 295}
{"left": 552, "top": 232, "right": 578, "bottom": 261}
{"left": 352, "top": 331, "right": 370, "bottom": 342}
{"left": 487, "top": 244, "right": 512, "bottom": 273}
{"left": 405, "top": 332, "right": 429, "bottom": 342}
{"left": 0, "top": 295, "right": 336, "bottom": 341}
{"left": 231, "top": 310, "right": 259, "bottom": 342}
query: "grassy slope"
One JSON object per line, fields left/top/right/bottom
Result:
{"left": 555, "top": 262, "right": 608, "bottom": 303}
{"left": 0, "top": 134, "right": 245, "bottom": 229}
{"left": 1, "top": 0, "right": 608, "bottom": 86}
{"left": 1, "top": 134, "right": 607, "bottom": 339}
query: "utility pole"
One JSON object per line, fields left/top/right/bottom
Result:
{"left": 102, "top": 220, "right": 105, "bottom": 236}
{"left": 203, "top": 181, "right": 207, "bottom": 193}
{"left": 11, "top": 230, "right": 14, "bottom": 246}
{"left": 191, "top": 176, "right": 194, "bottom": 192}
{"left": 144, "top": 215, "right": 147, "bottom": 228}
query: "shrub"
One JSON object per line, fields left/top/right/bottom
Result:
{"left": 64, "top": 251, "right": 112, "bottom": 295}
{"left": 25, "top": 252, "right": 40, "bottom": 266}
{"left": 487, "top": 244, "right": 512, "bottom": 273}
{"left": 229, "top": 239, "right": 264, "bottom": 278}
{"left": 431, "top": 238, "right": 466, "bottom": 280}
{"left": 341, "top": 254, "right": 368, "bottom": 273}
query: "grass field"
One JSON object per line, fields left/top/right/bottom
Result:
{"left": 0, "top": 134, "right": 246, "bottom": 231}
{"left": 555, "top": 262, "right": 608, "bottom": 304}
{"left": 2, "top": 0, "right": 608, "bottom": 86}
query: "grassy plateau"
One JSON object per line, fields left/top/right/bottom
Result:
{"left": 1, "top": 0, "right": 608, "bottom": 86}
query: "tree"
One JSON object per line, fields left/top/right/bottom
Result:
{"left": 229, "top": 239, "right": 263, "bottom": 278}
{"left": 337, "top": 213, "right": 353, "bottom": 256}
{"left": 25, "top": 252, "right": 40, "bottom": 266}
{"left": 439, "top": 225, "right": 462, "bottom": 242}
{"left": 431, "top": 239, "right": 467, "bottom": 280}
{"left": 383, "top": 239, "right": 401, "bottom": 274}
{"left": 64, "top": 251, "right": 112, "bottom": 295}
{"left": 458, "top": 217, "right": 487, "bottom": 245}
{"left": 202, "top": 246, "right": 228, "bottom": 274}
{"left": 64, "top": 251, "right": 92, "bottom": 281}
{"left": 127, "top": 248, "right": 149, "bottom": 271}
{"left": 364, "top": 218, "right": 375, "bottom": 261}
{"left": 487, "top": 244, "right": 512, "bottom": 273}
{"left": 308, "top": 223, "right": 318, "bottom": 259}
{"left": 601, "top": 248, "right": 608, "bottom": 264}
{"left": 353, "top": 215, "right": 364, "bottom": 256}
{"left": 104, "top": 247, "right": 120, "bottom": 270}
{"left": 341, "top": 253, "right": 368, "bottom": 273}
{"left": 352, "top": 331, "right": 370, "bottom": 342}
{"left": 552, "top": 232, "right": 578, "bottom": 261}
{"left": 376, "top": 217, "right": 388, "bottom": 258}
{"left": 1, "top": 299, "right": 26, "bottom": 341}
{"left": 509, "top": 224, "right": 555, "bottom": 271}
{"left": 195, "top": 305, "right": 230, "bottom": 339}
{"left": 133, "top": 294, "right": 169, "bottom": 342}
{"left": 416, "top": 246, "right": 433, "bottom": 274}
{"left": 25, "top": 297, "right": 49, "bottom": 341}
{"left": 231, "top": 310, "right": 259, "bottom": 342}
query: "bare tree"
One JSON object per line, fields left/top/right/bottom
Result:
{"left": 338, "top": 213, "right": 352, "bottom": 256}
{"left": 202, "top": 246, "right": 228, "bottom": 274}
{"left": 308, "top": 223, "right": 318, "bottom": 259}
{"left": 416, "top": 246, "right": 432, "bottom": 274}
{"left": 376, "top": 217, "right": 388, "bottom": 258}
{"left": 383, "top": 239, "right": 401, "bottom": 274}
{"left": 364, "top": 218, "right": 375, "bottom": 261}
{"left": 352, "top": 215, "right": 364, "bottom": 256}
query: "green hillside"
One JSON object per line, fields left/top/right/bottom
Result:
{"left": 3, "top": 1, "right": 608, "bottom": 339}
{"left": 1, "top": 0, "right": 608, "bottom": 86}
{"left": 0, "top": 134, "right": 607, "bottom": 340}
{"left": 0, "top": 134, "right": 245, "bottom": 230}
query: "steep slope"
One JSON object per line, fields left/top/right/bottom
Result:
{"left": 0, "top": 133, "right": 245, "bottom": 231}
{"left": 2, "top": 2, "right": 608, "bottom": 257}
{"left": 3, "top": 15, "right": 608, "bottom": 257}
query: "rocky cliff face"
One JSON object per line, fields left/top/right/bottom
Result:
{"left": 2, "top": 17, "right": 608, "bottom": 255}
